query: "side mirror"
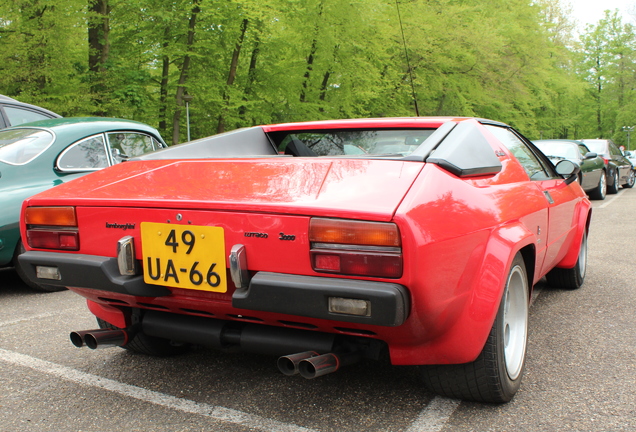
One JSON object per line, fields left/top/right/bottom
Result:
{"left": 555, "top": 159, "right": 580, "bottom": 185}
{"left": 584, "top": 152, "right": 598, "bottom": 159}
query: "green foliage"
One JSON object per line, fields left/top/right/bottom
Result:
{"left": 0, "top": 0, "right": 633, "bottom": 145}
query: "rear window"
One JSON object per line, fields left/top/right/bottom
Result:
{"left": 581, "top": 140, "right": 608, "bottom": 156}
{"left": 535, "top": 142, "right": 579, "bottom": 159}
{"left": 277, "top": 129, "right": 436, "bottom": 157}
{"left": 0, "top": 128, "right": 54, "bottom": 165}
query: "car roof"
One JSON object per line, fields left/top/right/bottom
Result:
{"left": 534, "top": 139, "right": 585, "bottom": 145}
{"left": 0, "top": 94, "right": 61, "bottom": 118}
{"left": 5, "top": 117, "right": 166, "bottom": 145}
{"left": 261, "top": 116, "right": 509, "bottom": 132}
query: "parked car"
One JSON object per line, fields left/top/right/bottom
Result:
{"left": 18, "top": 117, "right": 591, "bottom": 403}
{"left": 0, "top": 117, "right": 166, "bottom": 291}
{"left": 0, "top": 94, "right": 61, "bottom": 128}
{"left": 580, "top": 138, "right": 635, "bottom": 193}
{"left": 534, "top": 139, "right": 607, "bottom": 200}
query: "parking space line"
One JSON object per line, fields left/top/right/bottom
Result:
{"left": 0, "top": 312, "right": 58, "bottom": 328}
{"left": 405, "top": 396, "right": 460, "bottom": 432}
{"left": 0, "top": 348, "right": 317, "bottom": 432}
{"left": 598, "top": 193, "right": 622, "bottom": 209}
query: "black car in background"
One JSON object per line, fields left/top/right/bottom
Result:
{"left": 0, "top": 95, "right": 61, "bottom": 128}
{"left": 534, "top": 139, "right": 607, "bottom": 200}
{"left": 581, "top": 139, "right": 635, "bottom": 194}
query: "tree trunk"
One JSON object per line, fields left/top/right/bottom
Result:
{"left": 158, "top": 26, "right": 172, "bottom": 134}
{"left": 172, "top": 1, "right": 200, "bottom": 145}
{"left": 300, "top": 2, "right": 323, "bottom": 103}
{"left": 217, "top": 18, "right": 249, "bottom": 134}
{"left": 239, "top": 30, "right": 261, "bottom": 119}
{"left": 88, "top": 0, "right": 110, "bottom": 115}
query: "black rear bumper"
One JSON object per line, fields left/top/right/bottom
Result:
{"left": 19, "top": 251, "right": 410, "bottom": 326}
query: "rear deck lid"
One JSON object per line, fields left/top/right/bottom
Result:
{"left": 25, "top": 158, "right": 424, "bottom": 221}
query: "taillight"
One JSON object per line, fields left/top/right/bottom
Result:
{"left": 25, "top": 206, "right": 80, "bottom": 251}
{"left": 309, "top": 218, "right": 402, "bottom": 278}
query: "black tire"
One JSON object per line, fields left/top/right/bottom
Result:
{"left": 588, "top": 171, "right": 607, "bottom": 200}
{"left": 546, "top": 231, "right": 587, "bottom": 290}
{"left": 97, "top": 317, "right": 190, "bottom": 357}
{"left": 420, "top": 254, "right": 529, "bottom": 403}
{"left": 13, "top": 241, "right": 66, "bottom": 292}
{"left": 622, "top": 169, "right": 635, "bottom": 188}
{"left": 607, "top": 169, "right": 619, "bottom": 194}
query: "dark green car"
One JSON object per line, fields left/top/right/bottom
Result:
{"left": 534, "top": 139, "right": 607, "bottom": 200}
{"left": 0, "top": 117, "right": 166, "bottom": 290}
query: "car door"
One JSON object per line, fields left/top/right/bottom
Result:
{"left": 578, "top": 144, "right": 602, "bottom": 190}
{"left": 610, "top": 141, "right": 632, "bottom": 183}
{"left": 484, "top": 125, "right": 580, "bottom": 275}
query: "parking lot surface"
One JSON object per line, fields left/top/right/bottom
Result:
{"left": 1, "top": 190, "right": 635, "bottom": 431}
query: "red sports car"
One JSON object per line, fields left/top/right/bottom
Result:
{"left": 19, "top": 117, "right": 591, "bottom": 403}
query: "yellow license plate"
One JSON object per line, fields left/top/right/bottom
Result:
{"left": 141, "top": 222, "right": 227, "bottom": 292}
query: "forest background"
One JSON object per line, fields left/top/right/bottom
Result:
{"left": 1, "top": 0, "right": 635, "bottom": 147}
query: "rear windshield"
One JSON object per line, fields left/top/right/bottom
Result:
{"left": 0, "top": 128, "right": 54, "bottom": 165}
{"left": 277, "top": 129, "right": 436, "bottom": 157}
{"left": 581, "top": 140, "right": 608, "bottom": 156}
{"left": 535, "top": 142, "right": 579, "bottom": 159}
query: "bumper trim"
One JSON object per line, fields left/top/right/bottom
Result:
{"left": 18, "top": 251, "right": 170, "bottom": 297}
{"left": 233, "top": 272, "right": 410, "bottom": 327}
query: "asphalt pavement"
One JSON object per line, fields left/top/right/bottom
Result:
{"left": 1, "top": 189, "right": 635, "bottom": 431}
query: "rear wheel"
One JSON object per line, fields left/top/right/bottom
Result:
{"left": 97, "top": 317, "right": 189, "bottom": 356}
{"left": 622, "top": 170, "right": 635, "bottom": 188}
{"left": 420, "top": 254, "right": 529, "bottom": 403}
{"left": 588, "top": 171, "right": 606, "bottom": 200}
{"left": 546, "top": 231, "right": 587, "bottom": 290}
{"left": 607, "top": 169, "right": 619, "bottom": 194}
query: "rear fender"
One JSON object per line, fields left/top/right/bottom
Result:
{"left": 395, "top": 222, "right": 536, "bottom": 365}
{"left": 554, "top": 204, "right": 592, "bottom": 269}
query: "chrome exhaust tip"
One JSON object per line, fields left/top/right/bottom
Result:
{"left": 298, "top": 353, "right": 340, "bottom": 379}
{"left": 277, "top": 351, "right": 319, "bottom": 376}
{"left": 70, "top": 329, "right": 128, "bottom": 349}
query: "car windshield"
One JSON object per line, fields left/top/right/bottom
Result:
{"left": 277, "top": 129, "right": 436, "bottom": 157}
{"left": 535, "top": 142, "right": 578, "bottom": 159}
{"left": 0, "top": 128, "right": 54, "bottom": 165}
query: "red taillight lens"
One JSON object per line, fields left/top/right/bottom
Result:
{"left": 312, "top": 250, "right": 402, "bottom": 278}
{"left": 309, "top": 218, "right": 403, "bottom": 278}
{"left": 27, "top": 230, "right": 80, "bottom": 250}
{"left": 25, "top": 206, "right": 79, "bottom": 251}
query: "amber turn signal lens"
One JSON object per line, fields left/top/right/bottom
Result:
{"left": 309, "top": 218, "right": 401, "bottom": 247}
{"left": 25, "top": 206, "right": 77, "bottom": 227}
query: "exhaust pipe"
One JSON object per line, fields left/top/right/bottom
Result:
{"left": 298, "top": 352, "right": 362, "bottom": 379}
{"left": 70, "top": 329, "right": 128, "bottom": 349}
{"left": 277, "top": 351, "right": 319, "bottom": 376}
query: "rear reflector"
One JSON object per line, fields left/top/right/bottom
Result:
{"left": 25, "top": 206, "right": 77, "bottom": 227}
{"left": 27, "top": 229, "right": 79, "bottom": 251}
{"left": 309, "top": 218, "right": 400, "bottom": 247}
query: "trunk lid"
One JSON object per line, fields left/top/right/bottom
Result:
{"left": 27, "top": 158, "right": 424, "bottom": 221}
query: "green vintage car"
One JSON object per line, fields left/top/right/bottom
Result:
{"left": 0, "top": 117, "right": 166, "bottom": 290}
